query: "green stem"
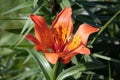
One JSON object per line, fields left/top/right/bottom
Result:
{"left": 90, "top": 10, "right": 120, "bottom": 45}
{"left": 51, "top": 62, "right": 59, "bottom": 80}
{"left": 108, "top": 61, "right": 111, "bottom": 80}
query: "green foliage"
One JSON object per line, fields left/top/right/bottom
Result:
{"left": 26, "top": 49, "right": 52, "bottom": 80}
{"left": 56, "top": 62, "right": 104, "bottom": 80}
{"left": 0, "top": 0, "right": 120, "bottom": 80}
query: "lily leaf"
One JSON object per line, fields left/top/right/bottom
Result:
{"left": 1, "top": 1, "right": 33, "bottom": 15}
{"left": 56, "top": 62, "right": 104, "bottom": 80}
{"left": 93, "top": 53, "right": 120, "bottom": 64}
{"left": 25, "top": 49, "right": 52, "bottom": 80}
{"left": 9, "top": 68, "right": 40, "bottom": 80}
{"left": 15, "top": 2, "right": 46, "bottom": 47}
{"left": 57, "top": 0, "right": 70, "bottom": 9}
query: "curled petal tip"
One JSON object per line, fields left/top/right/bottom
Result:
{"left": 30, "top": 14, "right": 35, "bottom": 18}
{"left": 76, "top": 23, "right": 99, "bottom": 45}
{"left": 82, "top": 23, "right": 99, "bottom": 32}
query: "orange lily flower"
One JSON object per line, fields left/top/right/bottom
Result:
{"left": 26, "top": 7, "right": 99, "bottom": 64}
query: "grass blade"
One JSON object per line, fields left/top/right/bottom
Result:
{"left": 82, "top": 5, "right": 101, "bottom": 24}
{"left": 90, "top": 10, "right": 120, "bottom": 45}
{"left": 25, "top": 49, "right": 52, "bottom": 80}
{"left": 93, "top": 53, "right": 120, "bottom": 64}
{"left": 56, "top": 62, "right": 104, "bottom": 80}
{"left": 15, "top": 2, "right": 46, "bottom": 47}
{"left": 1, "top": 1, "right": 33, "bottom": 15}
{"left": 10, "top": 68, "right": 40, "bottom": 80}
{"left": 57, "top": 0, "right": 70, "bottom": 9}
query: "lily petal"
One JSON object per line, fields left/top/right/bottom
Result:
{"left": 76, "top": 23, "right": 99, "bottom": 45}
{"left": 64, "top": 23, "right": 99, "bottom": 52}
{"left": 52, "top": 7, "right": 73, "bottom": 51}
{"left": 52, "top": 7, "right": 73, "bottom": 37}
{"left": 61, "top": 56, "right": 71, "bottom": 64}
{"left": 30, "top": 14, "right": 49, "bottom": 31}
{"left": 30, "top": 14, "right": 54, "bottom": 49}
{"left": 45, "top": 53, "right": 59, "bottom": 64}
{"left": 64, "top": 34, "right": 82, "bottom": 52}
{"left": 61, "top": 45, "right": 90, "bottom": 64}
{"left": 71, "top": 45, "right": 90, "bottom": 55}
{"left": 61, "top": 52, "right": 77, "bottom": 64}
{"left": 26, "top": 34, "right": 48, "bottom": 52}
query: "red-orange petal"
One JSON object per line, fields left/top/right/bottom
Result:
{"left": 61, "top": 52, "right": 77, "bottom": 64}
{"left": 26, "top": 34, "right": 47, "bottom": 52}
{"left": 30, "top": 14, "right": 54, "bottom": 49}
{"left": 64, "top": 34, "right": 82, "bottom": 52}
{"left": 61, "top": 45, "right": 90, "bottom": 64}
{"left": 26, "top": 34, "right": 40, "bottom": 45}
{"left": 52, "top": 7, "right": 73, "bottom": 50}
{"left": 45, "top": 53, "right": 59, "bottom": 64}
{"left": 52, "top": 7, "right": 73, "bottom": 31}
{"left": 71, "top": 45, "right": 90, "bottom": 55}
{"left": 61, "top": 56, "right": 71, "bottom": 64}
{"left": 64, "top": 23, "right": 99, "bottom": 53}
{"left": 76, "top": 23, "right": 99, "bottom": 45}
{"left": 52, "top": 7, "right": 73, "bottom": 36}
{"left": 30, "top": 14, "right": 49, "bottom": 42}
{"left": 30, "top": 14, "right": 49, "bottom": 31}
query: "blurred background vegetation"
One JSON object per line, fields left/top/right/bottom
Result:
{"left": 0, "top": 0, "right": 120, "bottom": 80}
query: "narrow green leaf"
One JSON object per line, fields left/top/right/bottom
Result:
{"left": 25, "top": 49, "right": 52, "bottom": 80}
{"left": 33, "top": 0, "right": 39, "bottom": 8}
{"left": 9, "top": 68, "right": 40, "bottom": 80}
{"left": 20, "top": 2, "right": 46, "bottom": 35}
{"left": 57, "top": 0, "right": 71, "bottom": 9}
{"left": 23, "top": 54, "right": 32, "bottom": 64}
{"left": 52, "top": 62, "right": 59, "bottom": 80}
{"left": 51, "top": 62, "right": 63, "bottom": 80}
{"left": 20, "top": 18, "right": 31, "bottom": 35}
{"left": 0, "top": 31, "right": 21, "bottom": 47}
{"left": 32, "top": 2, "right": 47, "bottom": 14}
{"left": 82, "top": 5, "right": 101, "bottom": 24}
{"left": 93, "top": 53, "right": 120, "bottom": 64}
{"left": 1, "top": 1, "right": 33, "bottom": 15}
{"left": 90, "top": 10, "right": 120, "bottom": 45}
{"left": 15, "top": 3, "right": 46, "bottom": 47}
{"left": 108, "top": 62, "right": 112, "bottom": 80}
{"left": 0, "top": 17, "right": 27, "bottom": 20}
{"left": 56, "top": 62, "right": 104, "bottom": 80}
{"left": 15, "top": 24, "right": 33, "bottom": 47}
